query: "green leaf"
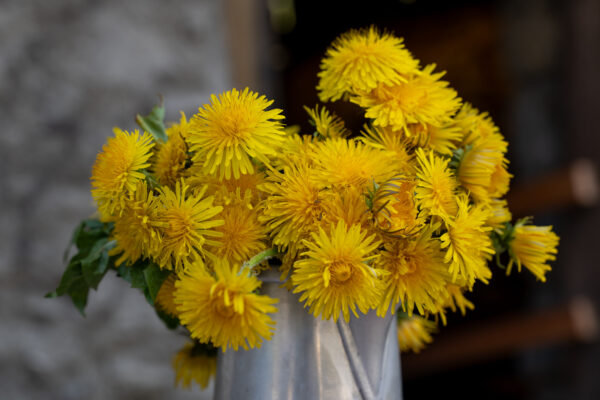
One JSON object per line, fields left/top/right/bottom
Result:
{"left": 45, "top": 261, "right": 90, "bottom": 315}
{"left": 135, "top": 96, "right": 168, "bottom": 143}
{"left": 116, "top": 259, "right": 163, "bottom": 305}
{"left": 82, "top": 218, "right": 105, "bottom": 231}
{"left": 141, "top": 287, "right": 154, "bottom": 305}
{"left": 47, "top": 260, "right": 83, "bottom": 297}
{"left": 81, "top": 238, "right": 112, "bottom": 265}
{"left": 143, "top": 263, "right": 171, "bottom": 303}
{"left": 74, "top": 219, "right": 112, "bottom": 253}
{"left": 81, "top": 254, "right": 112, "bottom": 290}
{"left": 67, "top": 275, "right": 91, "bottom": 315}
{"left": 116, "top": 263, "right": 132, "bottom": 283}
{"left": 155, "top": 308, "right": 180, "bottom": 330}
{"left": 63, "top": 221, "right": 84, "bottom": 262}
{"left": 117, "top": 261, "right": 148, "bottom": 290}
{"left": 78, "top": 235, "right": 116, "bottom": 289}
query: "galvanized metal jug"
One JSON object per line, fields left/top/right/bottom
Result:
{"left": 214, "top": 269, "right": 403, "bottom": 399}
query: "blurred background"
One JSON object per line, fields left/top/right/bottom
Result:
{"left": 1, "top": 0, "right": 599, "bottom": 399}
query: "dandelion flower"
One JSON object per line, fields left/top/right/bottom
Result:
{"left": 210, "top": 195, "right": 267, "bottom": 263}
{"left": 153, "top": 112, "right": 191, "bottom": 188}
{"left": 455, "top": 103, "right": 501, "bottom": 146}
{"left": 371, "top": 176, "right": 426, "bottom": 237}
{"left": 172, "top": 341, "right": 217, "bottom": 389}
{"left": 187, "top": 169, "right": 267, "bottom": 208}
{"left": 406, "top": 122, "right": 462, "bottom": 156}
{"left": 434, "top": 283, "right": 475, "bottom": 325}
{"left": 110, "top": 181, "right": 162, "bottom": 265}
{"left": 376, "top": 228, "right": 449, "bottom": 317}
{"left": 175, "top": 260, "right": 278, "bottom": 351}
{"left": 317, "top": 27, "right": 420, "bottom": 102}
{"left": 187, "top": 88, "right": 286, "bottom": 179}
{"left": 457, "top": 133, "right": 507, "bottom": 202}
{"left": 217, "top": 171, "right": 267, "bottom": 205}
{"left": 155, "top": 181, "right": 223, "bottom": 272}
{"left": 320, "top": 185, "right": 371, "bottom": 231}
{"left": 415, "top": 148, "right": 458, "bottom": 221}
{"left": 155, "top": 273, "right": 179, "bottom": 317}
{"left": 275, "top": 133, "right": 318, "bottom": 169}
{"left": 486, "top": 199, "right": 512, "bottom": 231}
{"left": 352, "top": 64, "right": 461, "bottom": 134}
{"left": 292, "top": 221, "right": 382, "bottom": 322}
{"left": 311, "top": 138, "right": 397, "bottom": 189}
{"left": 360, "top": 125, "right": 415, "bottom": 174}
{"left": 305, "top": 105, "right": 350, "bottom": 138}
{"left": 440, "top": 195, "right": 495, "bottom": 286}
{"left": 91, "top": 128, "right": 154, "bottom": 218}
{"left": 443, "top": 284, "right": 474, "bottom": 316}
{"left": 397, "top": 315, "right": 437, "bottom": 353}
{"left": 259, "top": 163, "right": 326, "bottom": 249}
{"left": 488, "top": 161, "right": 512, "bottom": 198}
{"left": 507, "top": 221, "right": 559, "bottom": 282}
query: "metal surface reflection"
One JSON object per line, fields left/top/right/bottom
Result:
{"left": 213, "top": 269, "right": 403, "bottom": 399}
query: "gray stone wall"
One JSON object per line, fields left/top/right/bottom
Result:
{"left": 0, "top": 1, "right": 231, "bottom": 398}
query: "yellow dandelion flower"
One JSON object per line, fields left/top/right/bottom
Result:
{"left": 155, "top": 273, "right": 179, "bottom": 317}
{"left": 209, "top": 195, "right": 267, "bottom": 263}
{"left": 110, "top": 181, "right": 162, "bottom": 265}
{"left": 187, "top": 88, "right": 286, "bottom": 179}
{"left": 457, "top": 133, "right": 507, "bottom": 202}
{"left": 376, "top": 228, "right": 449, "bottom": 317}
{"left": 443, "top": 284, "right": 474, "bottom": 315}
{"left": 488, "top": 161, "right": 512, "bottom": 198}
{"left": 153, "top": 112, "right": 191, "bottom": 188}
{"left": 360, "top": 124, "right": 415, "bottom": 174}
{"left": 317, "top": 26, "right": 420, "bottom": 102}
{"left": 440, "top": 195, "right": 495, "bottom": 286}
{"left": 486, "top": 199, "right": 512, "bottom": 231}
{"left": 320, "top": 185, "right": 371, "bottom": 231}
{"left": 175, "top": 260, "right": 278, "bottom": 351}
{"left": 397, "top": 315, "right": 437, "bottom": 353}
{"left": 304, "top": 104, "right": 350, "bottom": 138}
{"left": 507, "top": 221, "right": 559, "bottom": 282}
{"left": 311, "top": 138, "right": 397, "bottom": 189}
{"left": 414, "top": 148, "right": 458, "bottom": 221}
{"left": 352, "top": 64, "right": 461, "bottom": 134}
{"left": 455, "top": 103, "right": 500, "bottom": 145}
{"left": 187, "top": 169, "right": 267, "bottom": 208}
{"left": 284, "top": 124, "right": 301, "bottom": 136}
{"left": 155, "top": 181, "right": 223, "bottom": 272}
{"left": 435, "top": 283, "right": 475, "bottom": 325}
{"left": 219, "top": 171, "right": 267, "bottom": 204}
{"left": 406, "top": 122, "right": 462, "bottom": 156}
{"left": 371, "top": 176, "right": 426, "bottom": 237}
{"left": 91, "top": 128, "right": 154, "bottom": 218}
{"left": 259, "top": 163, "right": 326, "bottom": 249}
{"left": 172, "top": 341, "right": 217, "bottom": 389}
{"left": 275, "top": 133, "right": 318, "bottom": 169}
{"left": 292, "top": 221, "right": 382, "bottom": 322}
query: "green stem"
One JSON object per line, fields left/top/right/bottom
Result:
{"left": 242, "top": 248, "right": 280, "bottom": 272}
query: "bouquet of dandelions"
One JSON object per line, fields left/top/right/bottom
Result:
{"left": 49, "top": 26, "right": 559, "bottom": 389}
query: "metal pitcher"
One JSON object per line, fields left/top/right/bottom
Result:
{"left": 213, "top": 269, "right": 403, "bottom": 399}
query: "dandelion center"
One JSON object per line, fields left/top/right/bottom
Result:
{"left": 329, "top": 260, "right": 353, "bottom": 284}
{"left": 380, "top": 83, "right": 427, "bottom": 113}
{"left": 218, "top": 109, "right": 254, "bottom": 140}
{"left": 215, "top": 299, "right": 235, "bottom": 318}
{"left": 398, "top": 255, "right": 417, "bottom": 275}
